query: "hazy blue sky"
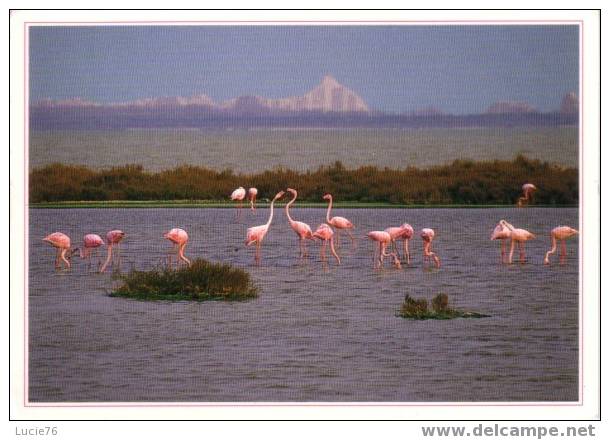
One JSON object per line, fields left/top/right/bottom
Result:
{"left": 29, "top": 25, "right": 579, "bottom": 114}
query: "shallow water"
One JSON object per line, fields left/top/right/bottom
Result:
{"left": 29, "top": 127, "right": 578, "bottom": 172}
{"left": 28, "top": 207, "right": 579, "bottom": 402}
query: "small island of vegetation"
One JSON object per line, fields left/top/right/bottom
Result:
{"left": 110, "top": 259, "right": 258, "bottom": 301}
{"left": 399, "top": 293, "right": 490, "bottom": 320}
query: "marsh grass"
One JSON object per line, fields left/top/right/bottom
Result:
{"left": 399, "top": 293, "right": 490, "bottom": 320}
{"left": 110, "top": 259, "right": 258, "bottom": 301}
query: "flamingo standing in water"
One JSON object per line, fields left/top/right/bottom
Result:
{"left": 366, "top": 231, "right": 401, "bottom": 269}
{"left": 323, "top": 193, "right": 355, "bottom": 247}
{"left": 285, "top": 188, "right": 314, "bottom": 258}
{"left": 490, "top": 220, "right": 514, "bottom": 264}
{"left": 499, "top": 220, "right": 536, "bottom": 264}
{"left": 231, "top": 187, "right": 246, "bottom": 219}
{"left": 312, "top": 224, "right": 341, "bottom": 265}
{"left": 385, "top": 223, "right": 414, "bottom": 265}
{"left": 517, "top": 183, "right": 537, "bottom": 207}
{"left": 80, "top": 234, "right": 104, "bottom": 269}
{"left": 100, "top": 230, "right": 126, "bottom": 273}
{"left": 248, "top": 187, "right": 258, "bottom": 212}
{"left": 245, "top": 191, "right": 285, "bottom": 264}
{"left": 164, "top": 228, "right": 191, "bottom": 267}
{"left": 420, "top": 228, "right": 441, "bottom": 269}
{"left": 42, "top": 232, "right": 73, "bottom": 270}
{"left": 544, "top": 226, "right": 578, "bottom": 265}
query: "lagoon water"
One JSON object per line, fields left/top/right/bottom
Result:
{"left": 29, "top": 127, "right": 578, "bottom": 172}
{"left": 28, "top": 207, "right": 579, "bottom": 402}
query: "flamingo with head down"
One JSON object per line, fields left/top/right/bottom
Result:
{"left": 499, "top": 220, "right": 535, "bottom": 264}
{"left": 42, "top": 232, "right": 73, "bottom": 270}
{"left": 490, "top": 220, "right": 514, "bottom": 263}
{"left": 366, "top": 231, "right": 401, "bottom": 269}
{"left": 100, "top": 230, "right": 126, "bottom": 273}
{"left": 164, "top": 228, "right": 191, "bottom": 267}
{"left": 245, "top": 191, "right": 285, "bottom": 264}
{"left": 285, "top": 188, "right": 314, "bottom": 258}
{"left": 312, "top": 224, "right": 341, "bottom": 265}
{"left": 323, "top": 193, "right": 355, "bottom": 247}
{"left": 247, "top": 187, "right": 258, "bottom": 212}
{"left": 544, "top": 226, "right": 578, "bottom": 265}
{"left": 80, "top": 234, "right": 104, "bottom": 269}
{"left": 385, "top": 223, "right": 414, "bottom": 265}
{"left": 231, "top": 187, "right": 246, "bottom": 219}
{"left": 420, "top": 228, "right": 441, "bottom": 269}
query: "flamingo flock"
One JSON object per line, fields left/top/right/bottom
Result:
{"left": 42, "top": 183, "right": 578, "bottom": 272}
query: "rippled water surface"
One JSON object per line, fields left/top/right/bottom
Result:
{"left": 29, "top": 127, "right": 578, "bottom": 172}
{"left": 29, "top": 207, "right": 579, "bottom": 402}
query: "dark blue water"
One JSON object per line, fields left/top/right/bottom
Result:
{"left": 28, "top": 207, "right": 579, "bottom": 402}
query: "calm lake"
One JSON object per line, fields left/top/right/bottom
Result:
{"left": 28, "top": 207, "right": 579, "bottom": 402}
{"left": 29, "top": 127, "right": 578, "bottom": 173}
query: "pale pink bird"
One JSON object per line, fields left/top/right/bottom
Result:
{"left": 285, "top": 188, "right": 314, "bottom": 258}
{"left": 231, "top": 186, "right": 247, "bottom": 219}
{"left": 517, "top": 183, "right": 537, "bottom": 207}
{"left": 499, "top": 220, "right": 536, "bottom": 264}
{"left": 385, "top": 223, "right": 414, "bottom": 265}
{"left": 490, "top": 220, "right": 514, "bottom": 264}
{"left": 312, "top": 224, "right": 341, "bottom": 265}
{"left": 366, "top": 231, "right": 401, "bottom": 269}
{"left": 164, "top": 228, "right": 191, "bottom": 267}
{"left": 80, "top": 234, "right": 104, "bottom": 268}
{"left": 100, "top": 230, "right": 126, "bottom": 273}
{"left": 323, "top": 193, "right": 355, "bottom": 247}
{"left": 544, "top": 226, "right": 579, "bottom": 265}
{"left": 420, "top": 228, "right": 441, "bottom": 269}
{"left": 247, "top": 187, "right": 258, "bottom": 212}
{"left": 245, "top": 191, "right": 285, "bottom": 264}
{"left": 42, "top": 232, "right": 73, "bottom": 269}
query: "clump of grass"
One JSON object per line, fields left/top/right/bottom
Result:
{"left": 110, "top": 259, "right": 258, "bottom": 301}
{"left": 399, "top": 293, "right": 489, "bottom": 320}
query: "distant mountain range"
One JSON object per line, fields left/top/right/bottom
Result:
{"left": 30, "top": 75, "right": 578, "bottom": 129}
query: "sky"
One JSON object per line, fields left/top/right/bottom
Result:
{"left": 29, "top": 25, "right": 579, "bottom": 114}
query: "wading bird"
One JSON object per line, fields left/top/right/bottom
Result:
{"left": 517, "top": 183, "right": 537, "bottom": 207}
{"left": 80, "top": 234, "right": 104, "bottom": 269}
{"left": 100, "top": 230, "right": 126, "bottom": 273}
{"left": 248, "top": 187, "right": 258, "bottom": 212}
{"left": 42, "top": 232, "right": 73, "bottom": 270}
{"left": 544, "top": 226, "right": 579, "bottom": 265}
{"left": 323, "top": 193, "right": 355, "bottom": 247}
{"left": 499, "top": 220, "right": 535, "bottom": 264}
{"left": 490, "top": 220, "right": 514, "bottom": 264}
{"left": 231, "top": 187, "right": 247, "bottom": 219}
{"left": 164, "top": 228, "right": 191, "bottom": 267}
{"left": 285, "top": 188, "right": 314, "bottom": 258}
{"left": 421, "top": 228, "right": 441, "bottom": 269}
{"left": 245, "top": 191, "right": 285, "bottom": 264}
{"left": 312, "top": 224, "right": 341, "bottom": 265}
{"left": 385, "top": 223, "right": 414, "bottom": 265}
{"left": 366, "top": 230, "right": 401, "bottom": 269}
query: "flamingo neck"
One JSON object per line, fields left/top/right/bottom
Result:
{"left": 266, "top": 198, "right": 277, "bottom": 228}
{"left": 325, "top": 196, "right": 333, "bottom": 222}
{"left": 285, "top": 192, "right": 297, "bottom": 224}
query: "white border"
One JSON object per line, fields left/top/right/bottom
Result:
{"left": 9, "top": 9, "right": 601, "bottom": 421}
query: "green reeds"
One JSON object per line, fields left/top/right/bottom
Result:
{"left": 399, "top": 293, "right": 490, "bottom": 320}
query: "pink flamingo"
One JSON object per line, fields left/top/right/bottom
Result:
{"left": 248, "top": 187, "right": 258, "bottom": 212}
{"left": 231, "top": 186, "right": 246, "bottom": 218}
{"left": 312, "top": 224, "right": 341, "bottom": 265}
{"left": 420, "top": 228, "right": 441, "bottom": 269}
{"left": 517, "top": 183, "right": 537, "bottom": 207}
{"left": 285, "top": 188, "right": 314, "bottom": 258}
{"left": 245, "top": 191, "right": 285, "bottom": 264}
{"left": 366, "top": 231, "right": 401, "bottom": 269}
{"left": 100, "top": 230, "right": 126, "bottom": 273}
{"left": 80, "top": 234, "right": 104, "bottom": 269}
{"left": 42, "top": 232, "right": 73, "bottom": 269}
{"left": 164, "top": 228, "right": 191, "bottom": 267}
{"left": 490, "top": 220, "right": 514, "bottom": 263}
{"left": 323, "top": 193, "right": 355, "bottom": 247}
{"left": 499, "top": 220, "right": 536, "bottom": 264}
{"left": 544, "top": 226, "right": 578, "bottom": 265}
{"left": 385, "top": 223, "right": 414, "bottom": 265}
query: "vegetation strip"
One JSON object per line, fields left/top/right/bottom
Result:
{"left": 30, "top": 155, "right": 577, "bottom": 205}
{"left": 399, "top": 293, "right": 490, "bottom": 320}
